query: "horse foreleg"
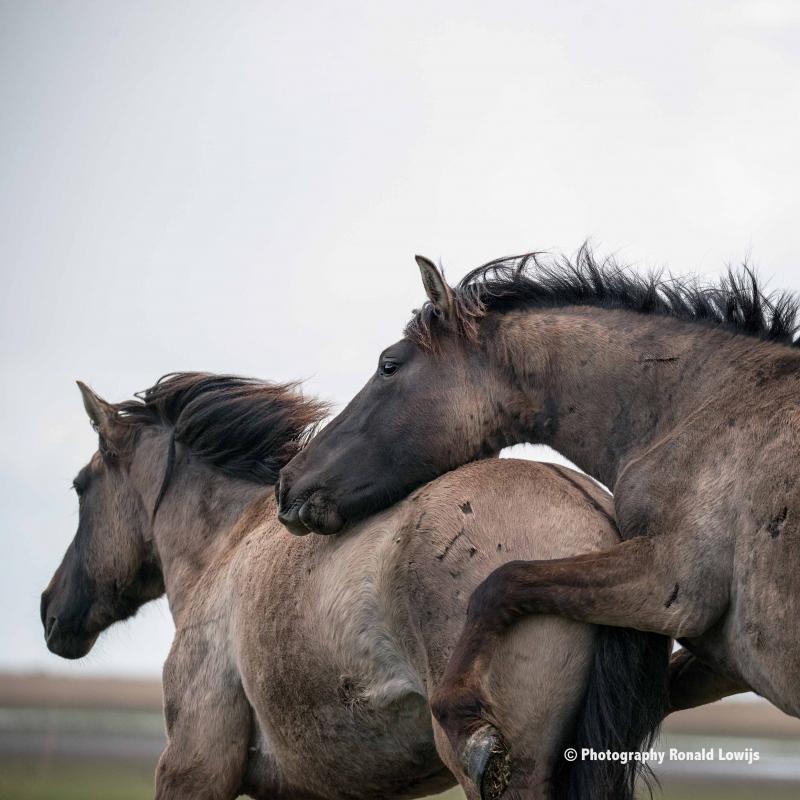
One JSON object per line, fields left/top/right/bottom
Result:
{"left": 155, "top": 635, "right": 249, "bottom": 800}
{"left": 430, "top": 536, "right": 730, "bottom": 798}
{"left": 668, "top": 648, "right": 748, "bottom": 713}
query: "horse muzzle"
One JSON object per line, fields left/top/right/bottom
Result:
{"left": 40, "top": 588, "right": 98, "bottom": 659}
{"left": 276, "top": 479, "right": 344, "bottom": 536}
{"left": 42, "top": 612, "right": 98, "bottom": 659}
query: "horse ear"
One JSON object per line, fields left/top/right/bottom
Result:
{"left": 76, "top": 381, "right": 120, "bottom": 448}
{"left": 415, "top": 255, "right": 454, "bottom": 319}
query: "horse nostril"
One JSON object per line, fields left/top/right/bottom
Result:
{"left": 45, "top": 615, "right": 59, "bottom": 643}
{"left": 276, "top": 473, "right": 294, "bottom": 513}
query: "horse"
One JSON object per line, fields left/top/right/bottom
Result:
{"left": 41, "top": 372, "right": 667, "bottom": 800}
{"left": 276, "top": 247, "right": 800, "bottom": 791}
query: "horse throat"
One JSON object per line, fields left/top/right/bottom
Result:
{"left": 148, "top": 449, "right": 267, "bottom": 622}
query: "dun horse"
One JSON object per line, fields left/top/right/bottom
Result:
{"left": 277, "top": 248, "right": 800, "bottom": 790}
{"left": 41, "top": 373, "right": 666, "bottom": 800}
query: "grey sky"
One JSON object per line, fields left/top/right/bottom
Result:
{"left": 2, "top": 1, "right": 799, "bottom": 676}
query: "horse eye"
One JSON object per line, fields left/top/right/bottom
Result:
{"left": 380, "top": 360, "right": 399, "bottom": 376}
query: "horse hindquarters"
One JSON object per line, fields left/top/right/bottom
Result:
{"left": 430, "top": 613, "right": 597, "bottom": 800}
{"left": 431, "top": 616, "right": 670, "bottom": 800}
{"left": 553, "top": 625, "right": 669, "bottom": 800}
{"left": 397, "top": 460, "right": 654, "bottom": 798}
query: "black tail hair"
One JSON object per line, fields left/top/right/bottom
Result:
{"left": 553, "top": 626, "right": 670, "bottom": 800}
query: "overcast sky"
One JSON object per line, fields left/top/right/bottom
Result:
{"left": 2, "top": 1, "right": 799, "bottom": 677}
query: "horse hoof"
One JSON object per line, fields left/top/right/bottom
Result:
{"left": 461, "top": 725, "right": 511, "bottom": 800}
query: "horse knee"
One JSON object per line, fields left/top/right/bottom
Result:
{"left": 155, "top": 752, "right": 234, "bottom": 800}
{"left": 155, "top": 759, "right": 196, "bottom": 800}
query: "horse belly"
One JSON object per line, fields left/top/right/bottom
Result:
{"left": 243, "top": 664, "right": 447, "bottom": 799}
{"left": 236, "top": 534, "right": 451, "bottom": 799}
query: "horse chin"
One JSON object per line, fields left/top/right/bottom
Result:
{"left": 47, "top": 631, "right": 98, "bottom": 660}
{"left": 279, "top": 510, "right": 313, "bottom": 536}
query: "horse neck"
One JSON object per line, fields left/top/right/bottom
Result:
{"left": 489, "top": 305, "right": 761, "bottom": 487}
{"left": 134, "top": 429, "right": 267, "bottom": 622}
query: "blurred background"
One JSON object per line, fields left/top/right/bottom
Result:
{"left": 1, "top": 1, "right": 799, "bottom": 797}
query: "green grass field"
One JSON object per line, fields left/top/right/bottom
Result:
{"left": 2, "top": 689, "right": 798, "bottom": 800}
{"left": 0, "top": 759, "right": 154, "bottom": 800}
{"left": 0, "top": 759, "right": 465, "bottom": 800}
{"left": 2, "top": 759, "right": 797, "bottom": 800}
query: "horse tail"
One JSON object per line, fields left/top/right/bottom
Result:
{"left": 553, "top": 626, "right": 670, "bottom": 800}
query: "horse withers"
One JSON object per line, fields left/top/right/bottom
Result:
{"left": 42, "top": 373, "right": 667, "bottom": 800}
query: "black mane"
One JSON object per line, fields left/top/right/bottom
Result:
{"left": 406, "top": 245, "right": 800, "bottom": 348}
{"left": 116, "top": 373, "right": 326, "bottom": 494}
